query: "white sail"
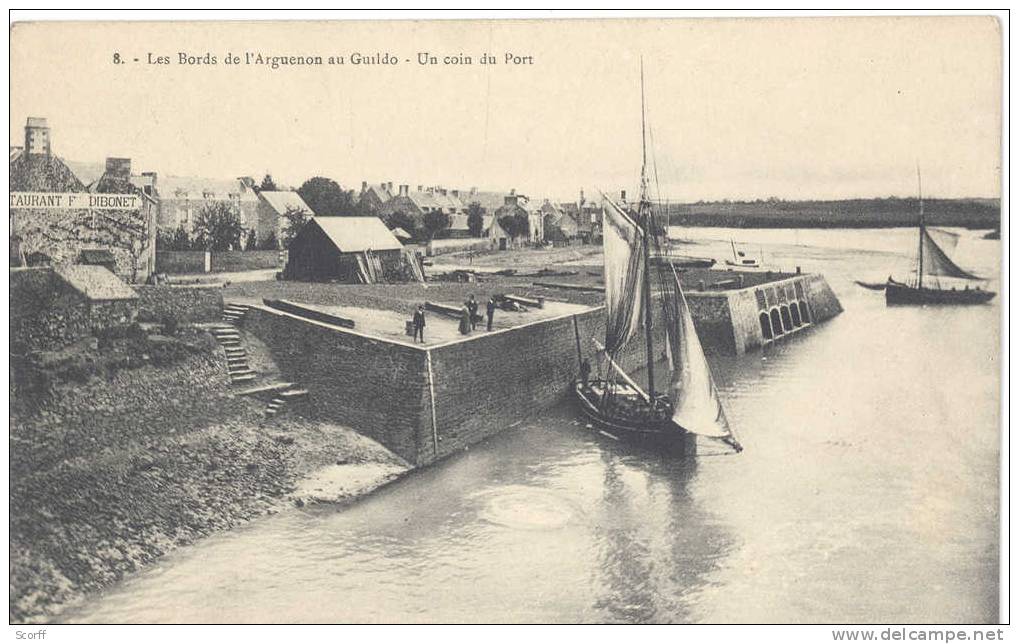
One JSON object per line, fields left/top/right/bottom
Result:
{"left": 920, "top": 227, "right": 980, "bottom": 280}
{"left": 601, "top": 196, "right": 646, "bottom": 356}
{"left": 661, "top": 266, "right": 735, "bottom": 440}
{"left": 926, "top": 227, "right": 960, "bottom": 255}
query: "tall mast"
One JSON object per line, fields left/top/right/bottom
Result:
{"left": 916, "top": 164, "right": 924, "bottom": 289}
{"left": 639, "top": 57, "right": 656, "bottom": 399}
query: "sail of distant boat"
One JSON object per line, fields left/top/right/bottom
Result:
{"left": 916, "top": 227, "right": 980, "bottom": 280}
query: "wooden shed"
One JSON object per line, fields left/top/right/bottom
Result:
{"left": 282, "top": 216, "right": 408, "bottom": 283}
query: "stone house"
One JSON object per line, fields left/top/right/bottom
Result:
{"left": 10, "top": 264, "right": 138, "bottom": 351}
{"left": 255, "top": 190, "right": 314, "bottom": 245}
{"left": 9, "top": 118, "right": 156, "bottom": 282}
{"left": 154, "top": 174, "right": 259, "bottom": 234}
{"left": 357, "top": 181, "right": 396, "bottom": 216}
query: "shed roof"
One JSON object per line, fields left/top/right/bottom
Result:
{"left": 56, "top": 265, "right": 137, "bottom": 301}
{"left": 312, "top": 216, "right": 403, "bottom": 252}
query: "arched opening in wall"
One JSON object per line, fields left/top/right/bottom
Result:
{"left": 759, "top": 311, "right": 773, "bottom": 340}
{"left": 799, "top": 301, "right": 810, "bottom": 324}
{"left": 770, "top": 308, "right": 784, "bottom": 335}
{"left": 780, "top": 305, "right": 793, "bottom": 332}
{"left": 790, "top": 302, "right": 802, "bottom": 327}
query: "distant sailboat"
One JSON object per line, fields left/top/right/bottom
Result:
{"left": 725, "top": 240, "right": 762, "bottom": 269}
{"left": 572, "top": 61, "right": 741, "bottom": 454}
{"left": 885, "top": 168, "right": 995, "bottom": 305}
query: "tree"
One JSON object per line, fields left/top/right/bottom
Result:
{"left": 258, "top": 174, "right": 278, "bottom": 192}
{"left": 422, "top": 210, "right": 451, "bottom": 241}
{"left": 467, "top": 202, "right": 485, "bottom": 237}
{"left": 385, "top": 210, "right": 418, "bottom": 239}
{"left": 297, "top": 176, "right": 357, "bottom": 216}
{"left": 192, "top": 202, "right": 243, "bottom": 251}
{"left": 280, "top": 205, "right": 310, "bottom": 248}
{"left": 499, "top": 212, "right": 530, "bottom": 240}
{"left": 157, "top": 226, "right": 194, "bottom": 251}
{"left": 259, "top": 231, "right": 279, "bottom": 250}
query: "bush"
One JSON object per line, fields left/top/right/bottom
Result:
{"left": 94, "top": 323, "right": 146, "bottom": 350}
{"left": 161, "top": 315, "right": 180, "bottom": 337}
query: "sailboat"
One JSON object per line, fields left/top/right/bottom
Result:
{"left": 724, "top": 240, "right": 761, "bottom": 269}
{"left": 572, "top": 62, "right": 742, "bottom": 455}
{"left": 885, "top": 168, "right": 996, "bottom": 305}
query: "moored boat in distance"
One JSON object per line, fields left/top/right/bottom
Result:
{"left": 724, "top": 240, "right": 762, "bottom": 269}
{"left": 885, "top": 167, "right": 996, "bottom": 306}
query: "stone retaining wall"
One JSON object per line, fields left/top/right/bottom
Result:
{"left": 136, "top": 285, "right": 224, "bottom": 323}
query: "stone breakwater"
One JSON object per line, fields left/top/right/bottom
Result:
{"left": 10, "top": 341, "right": 405, "bottom": 624}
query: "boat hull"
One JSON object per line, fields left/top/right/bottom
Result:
{"left": 571, "top": 380, "right": 696, "bottom": 455}
{"left": 885, "top": 280, "right": 996, "bottom": 305}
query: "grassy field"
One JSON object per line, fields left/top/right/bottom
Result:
{"left": 664, "top": 197, "right": 1000, "bottom": 229}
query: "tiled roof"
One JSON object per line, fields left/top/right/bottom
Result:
{"left": 311, "top": 216, "right": 404, "bottom": 253}
{"left": 159, "top": 175, "right": 258, "bottom": 202}
{"left": 56, "top": 265, "right": 137, "bottom": 301}
{"left": 259, "top": 190, "right": 313, "bottom": 215}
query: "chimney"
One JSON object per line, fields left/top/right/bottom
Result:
{"left": 361, "top": 180, "right": 368, "bottom": 193}
{"left": 25, "top": 117, "right": 51, "bottom": 156}
{"left": 510, "top": 188, "right": 516, "bottom": 196}
{"left": 579, "top": 189, "right": 585, "bottom": 204}
{"left": 399, "top": 184, "right": 409, "bottom": 197}
{"left": 451, "top": 189, "right": 460, "bottom": 199}
{"left": 504, "top": 195, "right": 519, "bottom": 207}
{"left": 105, "top": 157, "right": 132, "bottom": 178}
{"left": 387, "top": 181, "right": 394, "bottom": 193}
{"left": 470, "top": 187, "right": 477, "bottom": 196}
{"left": 417, "top": 185, "right": 423, "bottom": 192}
{"left": 620, "top": 189, "right": 627, "bottom": 202}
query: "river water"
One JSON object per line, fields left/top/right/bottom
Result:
{"left": 68, "top": 227, "right": 1001, "bottom": 624}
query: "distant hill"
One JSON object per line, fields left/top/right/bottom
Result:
{"left": 664, "top": 198, "right": 1000, "bottom": 229}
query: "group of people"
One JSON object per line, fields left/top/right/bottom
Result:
{"left": 410, "top": 294, "right": 499, "bottom": 343}
{"left": 458, "top": 294, "right": 498, "bottom": 335}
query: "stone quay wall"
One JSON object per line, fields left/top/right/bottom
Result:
{"left": 687, "top": 273, "right": 843, "bottom": 355}
{"left": 239, "top": 273, "right": 839, "bottom": 465}
{"left": 242, "top": 306, "right": 430, "bottom": 464}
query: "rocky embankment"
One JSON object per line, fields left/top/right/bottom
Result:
{"left": 10, "top": 328, "right": 406, "bottom": 623}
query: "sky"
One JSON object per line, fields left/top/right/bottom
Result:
{"left": 10, "top": 17, "right": 1002, "bottom": 202}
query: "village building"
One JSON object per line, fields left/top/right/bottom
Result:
{"left": 357, "top": 181, "right": 396, "bottom": 216}
{"left": 493, "top": 192, "right": 545, "bottom": 244}
{"left": 255, "top": 190, "right": 314, "bottom": 245}
{"left": 153, "top": 174, "right": 260, "bottom": 234}
{"left": 542, "top": 199, "right": 581, "bottom": 245}
{"left": 282, "top": 216, "right": 409, "bottom": 283}
{"left": 9, "top": 118, "right": 156, "bottom": 282}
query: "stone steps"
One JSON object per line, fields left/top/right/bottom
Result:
{"left": 264, "top": 387, "right": 309, "bottom": 418}
{"left": 210, "top": 321, "right": 257, "bottom": 385}
{"left": 222, "top": 302, "right": 251, "bottom": 323}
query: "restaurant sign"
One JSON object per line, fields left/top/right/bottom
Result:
{"left": 10, "top": 192, "right": 142, "bottom": 210}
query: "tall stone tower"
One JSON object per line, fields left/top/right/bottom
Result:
{"left": 24, "top": 117, "right": 51, "bottom": 156}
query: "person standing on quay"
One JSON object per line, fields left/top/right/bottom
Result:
{"left": 459, "top": 304, "right": 472, "bottom": 335}
{"left": 413, "top": 304, "right": 426, "bottom": 343}
{"left": 467, "top": 294, "right": 479, "bottom": 330}
{"left": 486, "top": 296, "right": 497, "bottom": 331}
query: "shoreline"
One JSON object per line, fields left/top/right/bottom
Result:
{"left": 10, "top": 343, "right": 409, "bottom": 624}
